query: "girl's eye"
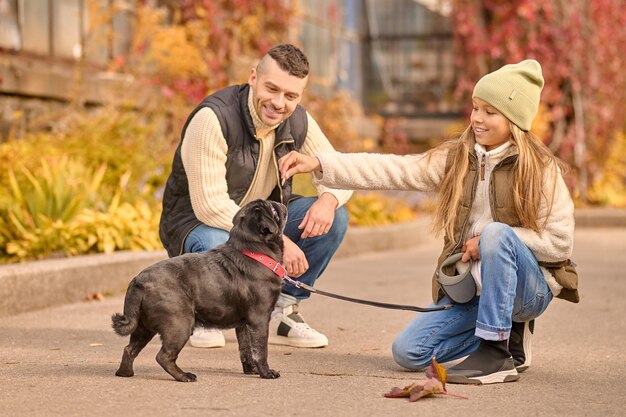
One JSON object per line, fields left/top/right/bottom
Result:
{"left": 486, "top": 111, "right": 495, "bottom": 115}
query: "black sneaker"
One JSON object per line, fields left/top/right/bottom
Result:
{"left": 446, "top": 339, "right": 519, "bottom": 385}
{"left": 509, "top": 320, "right": 534, "bottom": 373}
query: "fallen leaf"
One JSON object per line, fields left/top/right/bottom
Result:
{"left": 85, "top": 292, "right": 104, "bottom": 301}
{"left": 408, "top": 378, "right": 445, "bottom": 401}
{"left": 384, "top": 386, "right": 411, "bottom": 398}
{"left": 425, "top": 357, "right": 447, "bottom": 389}
{"left": 384, "top": 357, "right": 467, "bottom": 402}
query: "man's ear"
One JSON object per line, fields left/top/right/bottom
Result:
{"left": 248, "top": 67, "right": 257, "bottom": 86}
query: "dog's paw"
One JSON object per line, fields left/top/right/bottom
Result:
{"left": 260, "top": 369, "right": 280, "bottom": 379}
{"left": 177, "top": 372, "right": 197, "bottom": 382}
{"left": 115, "top": 369, "right": 134, "bottom": 378}
{"left": 242, "top": 364, "right": 258, "bottom": 375}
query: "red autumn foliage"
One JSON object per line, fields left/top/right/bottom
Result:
{"left": 118, "top": 0, "right": 292, "bottom": 105}
{"left": 450, "top": 0, "right": 626, "bottom": 201}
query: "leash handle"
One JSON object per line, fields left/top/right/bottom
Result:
{"left": 286, "top": 277, "right": 452, "bottom": 313}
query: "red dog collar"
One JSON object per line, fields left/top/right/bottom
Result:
{"left": 241, "top": 251, "right": 287, "bottom": 279}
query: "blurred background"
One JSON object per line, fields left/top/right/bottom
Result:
{"left": 1, "top": 0, "right": 625, "bottom": 264}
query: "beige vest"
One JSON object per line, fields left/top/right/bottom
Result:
{"left": 432, "top": 146, "right": 579, "bottom": 303}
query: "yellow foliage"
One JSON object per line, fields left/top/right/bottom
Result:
{"left": 0, "top": 151, "right": 162, "bottom": 264}
{"left": 291, "top": 173, "right": 317, "bottom": 197}
{"left": 587, "top": 130, "right": 626, "bottom": 207}
{"left": 346, "top": 193, "right": 417, "bottom": 227}
{"left": 531, "top": 104, "right": 550, "bottom": 140}
{"left": 292, "top": 175, "right": 418, "bottom": 227}
{"left": 147, "top": 26, "right": 207, "bottom": 78}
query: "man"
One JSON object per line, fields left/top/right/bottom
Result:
{"left": 159, "top": 44, "right": 352, "bottom": 349}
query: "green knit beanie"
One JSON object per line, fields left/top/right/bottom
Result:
{"left": 472, "top": 59, "right": 544, "bottom": 131}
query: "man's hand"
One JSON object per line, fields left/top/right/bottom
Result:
{"left": 299, "top": 193, "right": 338, "bottom": 238}
{"left": 461, "top": 236, "right": 481, "bottom": 262}
{"left": 278, "top": 151, "right": 322, "bottom": 185}
{"left": 283, "top": 235, "right": 308, "bottom": 277}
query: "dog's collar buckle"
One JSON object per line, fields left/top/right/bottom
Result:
{"left": 241, "top": 250, "right": 288, "bottom": 280}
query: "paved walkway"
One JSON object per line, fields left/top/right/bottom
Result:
{"left": 1, "top": 227, "right": 625, "bottom": 416}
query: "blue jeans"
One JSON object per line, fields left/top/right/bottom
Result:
{"left": 392, "top": 222, "right": 553, "bottom": 370}
{"left": 183, "top": 197, "right": 349, "bottom": 300}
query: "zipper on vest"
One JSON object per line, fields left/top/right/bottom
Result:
{"left": 480, "top": 154, "right": 486, "bottom": 181}
{"left": 448, "top": 155, "right": 481, "bottom": 255}
{"left": 488, "top": 154, "right": 518, "bottom": 221}
{"left": 273, "top": 138, "right": 296, "bottom": 205}
{"left": 272, "top": 154, "right": 284, "bottom": 204}
{"left": 239, "top": 138, "right": 265, "bottom": 204}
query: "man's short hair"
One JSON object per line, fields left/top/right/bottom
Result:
{"left": 258, "top": 44, "right": 309, "bottom": 78}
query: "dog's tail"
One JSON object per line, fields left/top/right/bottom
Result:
{"left": 111, "top": 278, "right": 143, "bottom": 336}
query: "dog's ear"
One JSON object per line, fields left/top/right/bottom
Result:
{"left": 255, "top": 205, "right": 280, "bottom": 236}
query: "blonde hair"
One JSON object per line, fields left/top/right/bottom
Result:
{"left": 431, "top": 124, "right": 565, "bottom": 242}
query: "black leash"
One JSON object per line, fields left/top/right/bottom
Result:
{"left": 284, "top": 276, "right": 452, "bottom": 313}
{"left": 241, "top": 250, "right": 451, "bottom": 313}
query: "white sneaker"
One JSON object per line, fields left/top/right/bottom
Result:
{"left": 189, "top": 327, "right": 225, "bottom": 348}
{"left": 268, "top": 304, "right": 328, "bottom": 348}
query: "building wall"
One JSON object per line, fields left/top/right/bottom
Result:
{"left": 0, "top": 0, "right": 134, "bottom": 139}
{"left": 0, "top": 0, "right": 458, "bottom": 142}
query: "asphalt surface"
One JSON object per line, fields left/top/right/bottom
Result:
{"left": 1, "top": 227, "right": 625, "bottom": 417}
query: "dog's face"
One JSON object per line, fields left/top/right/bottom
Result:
{"left": 230, "top": 200, "right": 288, "bottom": 247}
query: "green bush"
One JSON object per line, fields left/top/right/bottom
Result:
{"left": 0, "top": 155, "right": 161, "bottom": 263}
{"left": 0, "top": 108, "right": 170, "bottom": 264}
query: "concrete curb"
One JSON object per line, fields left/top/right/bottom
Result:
{"left": 0, "top": 250, "right": 168, "bottom": 318}
{"left": 573, "top": 207, "right": 626, "bottom": 227}
{"left": 0, "top": 217, "right": 432, "bottom": 318}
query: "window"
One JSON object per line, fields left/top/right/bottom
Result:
{"left": 364, "top": 0, "right": 458, "bottom": 116}
{"left": 1, "top": 0, "right": 133, "bottom": 63}
{"left": 20, "top": 0, "right": 50, "bottom": 54}
{"left": 52, "top": 0, "right": 82, "bottom": 58}
{"left": 0, "top": 0, "right": 20, "bottom": 50}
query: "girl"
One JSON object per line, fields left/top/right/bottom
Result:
{"left": 278, "top": 60, "right": 578, "bottom": 385}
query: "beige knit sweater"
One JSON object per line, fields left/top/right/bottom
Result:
{"left": 181, "top": 89, "right": 352, "bottom": 231}
{"left": 313, "top": 143, "right": 575, "bottom": 296}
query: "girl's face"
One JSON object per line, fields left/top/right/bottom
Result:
{"left": 470, "top": 97, "right": 512, "bottom": 151}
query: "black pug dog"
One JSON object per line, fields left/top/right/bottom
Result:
{"left": 112, "top": 199, "right": 287, "bottom": 382}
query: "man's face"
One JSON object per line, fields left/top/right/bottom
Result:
{"left": 248, "top": 58, "right": 308, "bottom": 126}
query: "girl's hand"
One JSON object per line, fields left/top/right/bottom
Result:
{"left": 461, "top": 236, "right": 481, "bottom": 262}
{"left": 278, "top": 151, "right": 321, "bottom": 185}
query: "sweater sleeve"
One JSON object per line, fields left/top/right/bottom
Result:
{"left": 313, "top": 146, "right": 448, "bottom": 192}
{"left": 181, "top": 107, "right": 240, "bottom": 231}
{"left": 299, "top": 112, "right": 353, "bottom": 206}
{"left": 512, "top": 165, "right": 575, "bottom": 262}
